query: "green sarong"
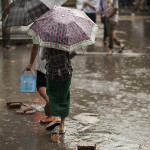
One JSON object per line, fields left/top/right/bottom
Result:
{"left": 46, "top": 77, "right": 71, "bottom": 118}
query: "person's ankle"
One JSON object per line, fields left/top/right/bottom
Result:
{"left": 59, "top": 125, "right": 65, "bottom": 131}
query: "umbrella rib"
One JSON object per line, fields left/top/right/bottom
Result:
{"left": 69, "top": 22, "right": 81, "bottom": 50}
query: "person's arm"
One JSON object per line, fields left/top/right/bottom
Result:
{"left": 26, "top": 44, "right": 39, "bottom": 70}
{"left": 69, "top": 51, "right": 77, "bottom": 59}
{"left": 107, "top": 8, "right": 117, "bottom": 18}
{"left": 100, "top": 0, "right": 107, "bottom": 17}
{"left": 107, "top": 0, "right": 118, "bottom": 19}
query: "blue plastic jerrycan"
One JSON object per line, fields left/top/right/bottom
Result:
{"left": 21, "top": 69, "right": 36, "bottom": 93}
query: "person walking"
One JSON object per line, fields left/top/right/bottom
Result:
{"left": 26, "top": 6, "right": 97, "bottom": 134}
{"left": 99, "top": 0, "right": 108, "bottom": 45}
{"left": 40, "top": 48, "right": 76, "bottom": 134}
{"left": 106, "top": 0, "right": 124, "bottom": 54}
{"left": 83, "top": 0, "right": 99, "bottom": 23}
{"left": 26, "top": 41, "right": 52, "bottom": 121}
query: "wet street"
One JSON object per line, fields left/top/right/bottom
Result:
{"left": 0, "top": 15, "right": 150, "bottom": 150}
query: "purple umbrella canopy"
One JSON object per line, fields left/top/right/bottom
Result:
{"left": 27, "top": 6, "right": 98, "bottom": 52}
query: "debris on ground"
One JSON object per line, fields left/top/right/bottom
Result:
{"left": 7, "top": 101, "right": 36, "bottom": 115}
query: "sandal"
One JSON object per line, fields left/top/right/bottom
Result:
{"left": 46, "top": 121, "right": 61, "bottom": 131}
{"left": 16, "top": 107, "right": 35, "bottom": 115}
{"left": 40, "top": 116, "right": 54, "bottom": 124}
{"left": 59, "top": 127, "right": 67, "bottom": 134}
{"left": 7, "top": 101, "right": 22, "bottom": 106}
{"left": 8, "top": 103, "right": 22, "bottom": 109}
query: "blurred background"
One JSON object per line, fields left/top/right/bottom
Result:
{"left": 0, "top": 1, "right": 150, "bottom": 150}
{"left": 0, "top": 0, "right": 150, "bottom": 48}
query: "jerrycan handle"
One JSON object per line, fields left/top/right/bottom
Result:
{"left": 21, "top": 69, "right": 36, "bottom": 76}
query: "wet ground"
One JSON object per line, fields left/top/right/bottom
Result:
{"left": 0, "top": 15, "right": 150, "bottom": 150}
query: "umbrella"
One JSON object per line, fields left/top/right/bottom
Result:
{"left": 4, "top": 0, "right": 68, "bottom": 27}
{"left": 27, "top": 6, "right": 98, "bottom": 52}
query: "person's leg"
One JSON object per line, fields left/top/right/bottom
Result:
{"left": 59, "top": 117, "right": 65, "bottom": 133}
{"left": 38, "top": 87, "right": 49, "bottom": 102}
{"left": 86, "top": 13, "right": 96, "bottom": 23}
{"left": 118, "top": 42, "right": 125, "bottom": 53}
{"left": 37, "top": 70, "right": 51, "bottom": 116}
{"left": 86, "top": 13, "right": 96, "bottom": 48}
{"left": 113, "top": 24, "right": 125, "bottom": 53}
{"left": 46, "top": 78, "right": 71, "bottom": 131}
{"left": 37, "top": 70, "right": 48, "bottom": 101}
{"left": 107, "top": 19, "right": 114, "bottom": 54}
{"left": 92, "top": 13, "right": 96, "bottom": 23}
{"left": 38, "top": 87, "right": 51, "bottom": 117}
{"left": 103, "top": 16, "right": 108, "bottom": 45}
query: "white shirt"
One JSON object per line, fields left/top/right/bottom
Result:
{"left": 83, "top": 0, "right": 99, "bottom": 13}
{"left": 76, "top": 0, "right": 85, "bottom": 10}
{"left": 33, "top": 40, "right": 46, "bottom": 74}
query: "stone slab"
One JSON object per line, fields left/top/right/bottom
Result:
{"left": 77, "top": 141, "right": 96, "bottom": 150}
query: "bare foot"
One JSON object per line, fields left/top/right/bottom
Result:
{"left": 118, "top": 43, "right": 125, "bottom": 53}
{"left": 107, "top": 49, "right": 113, "bottom": 55}
{"left": 53, "top": 116, "right": 61, "bottom": 122}
{"left": 40, "top": 116, "right": 54, "bottom": 124}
